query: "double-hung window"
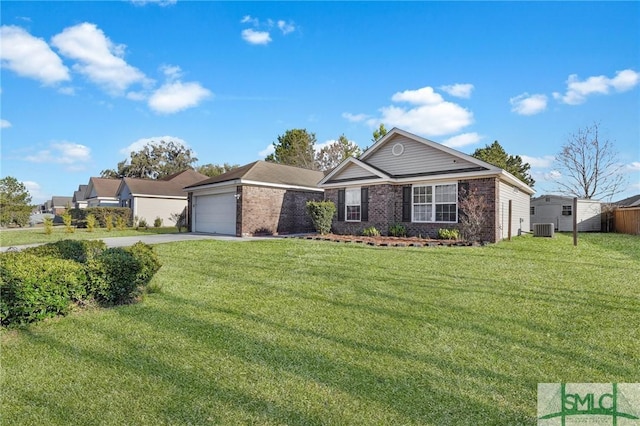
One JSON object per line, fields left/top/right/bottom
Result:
{"left": 345, "top": 188, "right": 361, "bottom": 221}
{"left": 412, "top": 183, "right": 457, "bottom": 222}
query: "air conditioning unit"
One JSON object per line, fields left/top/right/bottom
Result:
{"left": 533, "top": 223, "right": 554, "bottom": 237}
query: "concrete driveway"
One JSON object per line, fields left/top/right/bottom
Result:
{"left": 0, "top": 232, "right": 261, "bottom": 252}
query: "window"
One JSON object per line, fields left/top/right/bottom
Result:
{"left": 530, "top": 206, "right": 535, "bottom": 215}
{"left": 562, "top": 205, "right": 572, "bottom": 216}
{"left": 412, "top": 183, "right": 457, "bottom": 222}
{"left": 345, "top": 188, "right": 361, "bottom": 221}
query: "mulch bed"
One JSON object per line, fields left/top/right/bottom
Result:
{"left": 290, "top": 234, "right": 484, "bottom": 247}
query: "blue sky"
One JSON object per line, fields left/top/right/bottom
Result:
{"left": 1, "top": 1, "right": 639, "bottom": 204}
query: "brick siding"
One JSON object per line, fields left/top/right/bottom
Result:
{"left": 239, "top": 185, "right": 323, "bottom": 236}
{"left": 326, "top": 177, "right": 501, "bottom": 242}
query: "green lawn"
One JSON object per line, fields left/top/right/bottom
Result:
{"left": 1, "top": 233, "right": 638, "bottom": 425}
{"left": 0, "top": 226, "right": 179, "bottom": 247}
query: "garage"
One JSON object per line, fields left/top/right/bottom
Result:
{"left": 193, "top": 191, "right": 237, "bottom": 235}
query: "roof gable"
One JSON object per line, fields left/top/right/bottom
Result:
{"left": 87, "top": 177, "right": 120, "bottom": 198}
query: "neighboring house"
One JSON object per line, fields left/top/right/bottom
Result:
{"left": 530, "top": 195, "right": 601, "bottom": 232}
{"left": 72, "top": 184, "right": 88, "bottom": 209}
{"left": 613, "top": 194, "right": 640, "bottom": 208}
{"left": 85, "top": 177, "right": 121, "bottom": 207}
{"left": 50, "top": 196, "right": 73, "bottom": 215}
{"left": 117, "top": 169, "right": 208, "bottom": 227}
{"left": 184, "top": 161, "right": 324, "bottom": 236}
{"left": 318, "top": 128, "right": 535, "bottom": 243}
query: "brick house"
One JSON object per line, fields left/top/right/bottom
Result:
{"left": 318, "top": 128, "right": 535, "bottom": 243}
{"left": 184, "top": 161, "right": 324, "bottom": 236}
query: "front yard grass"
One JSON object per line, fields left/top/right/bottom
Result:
{"left": 0, "top": 226, "right": 179, "bottom": 247}
{"left": 1, "top": 233, "right": 638, "bottom": 424}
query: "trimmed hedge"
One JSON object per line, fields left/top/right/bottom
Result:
{"left": 24, "top": 240, "right": 106, "bottom": 263}
{"left": 69, "top": 207, "right": 132, "bottom": 228}
{"left": 86, "top": 243, "right": 161, "bottom": 305}
{"left": 1, "top": 240, "right": 161, "bottom": 326}
{"left": 0, "top": 253, "right": 87, "bottom": 326}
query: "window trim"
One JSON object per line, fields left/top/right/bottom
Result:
{"left": 345, "top": 187, "right": 361, "bottom": 222}
{"left": 412, "top": 182, "right": 458, "bottom": 223}
{"left": 562, "top": 205, "right": 572, "bottom": 216}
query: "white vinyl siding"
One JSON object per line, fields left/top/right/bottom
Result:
{"left": 332, "top": 163, "right": 376, "bottom": 181}
{"left": 366, "top": 135, "right": 479, "bottom": 176}
{"left": 134, "top": 197, "right": 187, "bottom": 228}
{"left": 498, "top": 181, "right": 531, "bottom": 239}
{"left": 412, "top": 183, "right": 457, "bottom": 223}
{"left": 530, "top": 195, "right": 601, "bottom": 232}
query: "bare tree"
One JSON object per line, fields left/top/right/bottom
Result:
{"left": 554, "top": 123, "right": 626, "bottom": 200}
{"left": 459, "top": 187, "right": 489, "bottom": 242}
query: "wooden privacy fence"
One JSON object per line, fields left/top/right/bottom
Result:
{"left": 613, "top": 207, "right": 640, "bottom": 235}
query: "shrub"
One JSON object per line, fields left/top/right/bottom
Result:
{"left": 0, "top": 252, "right": 87, "bottom": 326}
{"left": 86, "top": 249, "right": 141, "bottom": 305}
{"left": 362, "top": 226, "right": 381, "bottom": 237}
{"left": 438, "top": 228, "right": 460, "bottom": 240}
{"left": 43, "top": 217, "right": 53, "bottom": 235}
{"left": 116, "top": 215, "right": 126, "bottom": 231}
{"left": 459, "top": 186, "right": 489, "bottom": 242}
{"left": 86, "top": 243, "right": 161, "bottom": 305}
{"left": 170, "top": 210, "right": 187, "bottom": 232}
{"left": 86, "top": 214, "right": 97, "bottom": 232}
{"left": 306, "top": 201, "right": 336, "bottom": 235}
{"left": 153, "top": 217, "right": 163, "bottom": 228}
{"left": 105, "top": 213, "right": 114, "bottom": 232}
{"left": 70, "top": 207, "right": 131, "bottom": 228}
{"left": 137, "top": 218, "right": 148, "bottom": 230}
{"left": 62, "top": 211, "right": 74, "bottom": 233}
{"left": 388, "top": 223, "right": 407, "bottom": 237}
{"left": 125, "top": 242, "right": 161, "bottom": 288}
{"left": 24, "top": 240, "right": 106, "bottom": 264}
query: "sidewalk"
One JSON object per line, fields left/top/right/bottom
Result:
{"left": 0, "top": 232, "right": 260, "bottom": 252}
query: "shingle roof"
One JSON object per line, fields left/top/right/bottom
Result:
{"left": 121, "top": 169, "right": 209, "bottom": 197}
{"left": 89, "top": 177, "right": 121, "bottom": 198}
{"left": 614, "top": 194, "right": 640, "bottom": 207}
{"left": 72, "top": 185, "right": 88, "bottom": 202}
{"left": 184, "top": 161, "right": 325, "bottom": 190}
{"left": 51, "top": 196, "right": 73, "bottom": 207}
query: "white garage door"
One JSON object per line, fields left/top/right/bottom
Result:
{"left": 194, "top": 192, "right": 237, "bottom": 235}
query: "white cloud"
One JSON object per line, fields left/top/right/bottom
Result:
{"left": 1, "top": 119, "right": 11, "bottom": 128}
{"left": 258, "top": 144, "right": 275, "bottom": 158}
{"left": 626, "top": 161, "right": 640, "bottom": 172}
{"left": 521, "top": 155, "right": 555, "bottom": 168}
{"left": 25, "top": 141, "right": 91, "bottom": 170}
{"left": 120, "top": 136, "right": 189, "bottom": 156}
{"left": 510, "top": 93, "right": 548, "bottom": 115}
{"left": 241, "top": 29, "right": 272, "bottom": 45}
{"left": 148, "top": 81, "right": 212, "bottom": 114}
{"left": 442, "top": 132, "right": 482, "bottom": 148}
{"left": 369, "top": 86, "right": 473, "bottom": 137}
{"left": 51, "top": 22, "right": 148, "bottom": 95}
{"left": 278, "top": 20, "right": 295, "bottom": 35}
{"left": 241, "top": 15, "right": 259, "bottom": 26}
{"left": 130, "top": 0, "right": 177, "bottom": 6}
{"left": 391, "top": 86, "right": 444, "bottom": 105}
{"left": 342, "top": 112, "right": 369, "bottom": 122}
{"left": 161, "top": 64, "right": 182, "bottom": 81}
{"left": 0, "top": 25, "right": 70, "bottom": 85}
{"left": 553, "top": 69, "right": 640, "bottom": 105}
{"left": 23, "top": 181, "right": 49, "bottom": 204}
{"left": 439, "top": 83, "right": 474, "bottom": 99}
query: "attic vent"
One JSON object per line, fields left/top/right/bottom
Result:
{"left": 533, "top": 223, "right": 554, "bottom": 237}
{"left": 392, "top": 143, "right": 404, "bottom": 156}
